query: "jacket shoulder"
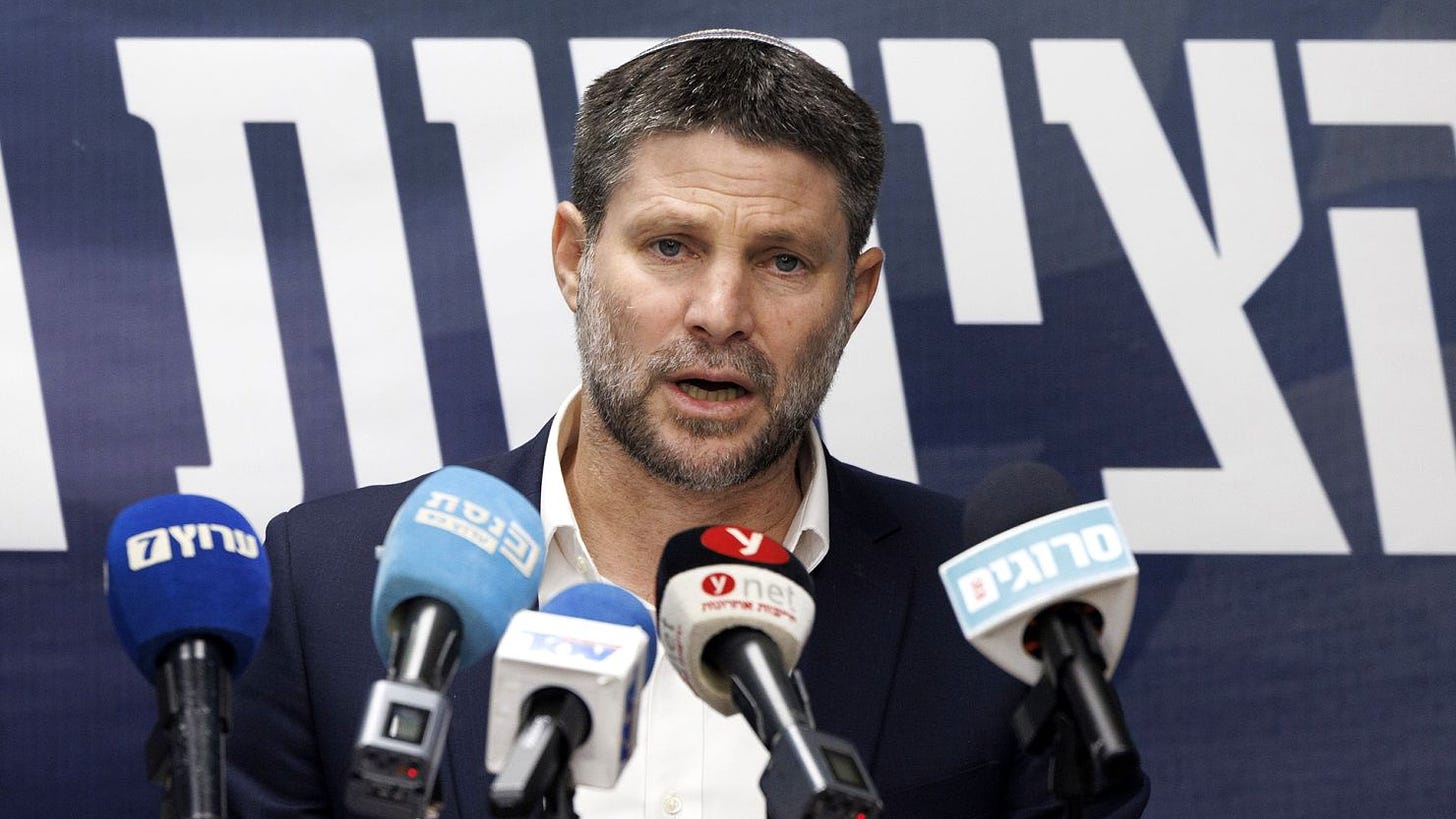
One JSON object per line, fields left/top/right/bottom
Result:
{"left": 826, "top": 456, "right": 964, "bottom": 556}
{"left": 270, "top": 424, "right": 551, "bottom": 546}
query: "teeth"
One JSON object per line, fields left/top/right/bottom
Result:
{"left": 680, "top": 382, "right": 746, "bottom": 401}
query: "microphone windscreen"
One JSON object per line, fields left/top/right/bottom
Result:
{"left": 543, "top": 582, "right": 658, "bottom": 680}
{"left": 654, "top": 525, "right": 813, "bottom": 606}
{"left": 372, "top": 466, "right": 546, "bottom": 670}
{"left": 963, "top": 462, "right": 1080, "bottom": 546}
{"left": 104, "top": 494, "right": 270, "bottom": 679}
{"left": 943, "top": 462, "right": 1139, "bottom": 683}
{"left": 653, "top": 525, "right": 815, "bottom": 713}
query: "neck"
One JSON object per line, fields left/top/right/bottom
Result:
{"left": 561, "top": 401, "right": 806, "bottom": 604}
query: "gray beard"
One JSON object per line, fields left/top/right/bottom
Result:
{"left": 574, "top": 254, "right": 854, "bottom": 492}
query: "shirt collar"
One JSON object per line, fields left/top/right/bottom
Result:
{"left": 538, "top": 387, "right": 830, "bottom": 602}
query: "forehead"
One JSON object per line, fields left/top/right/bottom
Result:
{"left": 602, "top": 131, "right": 848, "bottom": 247}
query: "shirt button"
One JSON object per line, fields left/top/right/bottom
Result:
{"left": 574, "top": 555, "right": 589, "bottom": 573}
{"left": 662, "top": 793, "right": 684, "bottom": 815}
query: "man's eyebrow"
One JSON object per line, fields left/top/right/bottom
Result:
{"left": 622, "top": 205, "right": 707, "bottom": 233}
{"left": 624, "top": 206, "right": 841, "bottom": 255}
{"left": 757, "top": 229, "right": 807, "bottom": 245}
{"left": 756, "top": 227, "right": 845, "bottom": 260}
{"left": 639, "top": 217, "right": 707, "bottom": 235}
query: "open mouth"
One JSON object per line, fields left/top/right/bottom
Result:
{"left": 677, "top": 378, "right": 748, "bottom": 402}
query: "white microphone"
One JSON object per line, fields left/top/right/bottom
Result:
{"left": 655, "top": 525, "right": 882, "bottom": 819}
{"left": 486, "top": 582, "right": 655, "bottom": 815}
{"left": 939, "top": 462, "right": 1140, "bottom": 787}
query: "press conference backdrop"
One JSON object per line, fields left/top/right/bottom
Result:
{"left": 1, "top": 1, "right": 1451, "bottom": 815}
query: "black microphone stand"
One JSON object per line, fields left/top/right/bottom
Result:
{"left": 488, "top": 689, "right": 588, "bottom": 819}
{"left": 146, "top": 637, "right": 230, "bottom": 819}
{"left": 709, "top": 628, "right": 882, "bottom": 819}
{"left": 544, "top": 764, "right": 579, "bottom": 819}
{"left": 1011, "top": 605, "right": 1140, "bottom": 815}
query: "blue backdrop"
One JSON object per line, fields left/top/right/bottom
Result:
{"left": 2, "top": 2, "right": 1453, "bottom": 816}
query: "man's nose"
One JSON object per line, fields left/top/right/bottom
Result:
{"left": 683, "top": 258, "right": 755, "bottom": 344}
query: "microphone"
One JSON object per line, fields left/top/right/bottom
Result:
{"left": 486, "top": 582, "right": 657, "bottom": 816}
{"left": 346, "top": 465, "right": 546, "bottom": 819}
{"left": 939, "top": 462, "right": 1141, "bottom": 792}
{"left": 655, "top": 525, "right": 882, "bottom": 819}
{"left": 104, "top": 493, "right": 271, "bottom": 819}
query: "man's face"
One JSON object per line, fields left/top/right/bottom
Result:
{"left": 557, "top": 131, "right": 881, "bottom": 492}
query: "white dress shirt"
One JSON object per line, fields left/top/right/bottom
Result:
{"left": 536, "top": 388, "right": 830, "bottom": 818}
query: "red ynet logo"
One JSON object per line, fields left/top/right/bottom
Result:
{"left": 702, "top": 572, "right": 736, "bottom": 596}
{"left": 699, "top": 525, "right": 790, "bottom": 564}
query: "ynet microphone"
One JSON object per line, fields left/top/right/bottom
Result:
{"left": 655, "top": 525, "right": 882, "bottom": 819}
{"left": 346, "top": 466, "right": 546, "bottom": 819}
{"left": 939, "top": 462, "right": 1140, "bottom": 792}
{"left": 105, "top": 494, "right": 271, "bottom": 819}
{"left": 486, "top": 582, "right": 657, "bottom": 816}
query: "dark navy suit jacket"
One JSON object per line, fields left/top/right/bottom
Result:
{"left": 229, "top": 424, "right": 1149, "bottom": 817}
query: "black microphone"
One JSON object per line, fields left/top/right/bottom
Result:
{"left": 655, "top": 525, "right": 882, "bottom": 819}
{"left": 945, "top": 462, "right": 1141, "bottom": 796}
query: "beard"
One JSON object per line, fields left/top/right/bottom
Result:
{"left": 574, "top": 253, "right": 855, "bottom": 492}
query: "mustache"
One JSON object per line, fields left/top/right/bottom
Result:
{"left": 646, "top": 337, "right": 777, "bottom": 395}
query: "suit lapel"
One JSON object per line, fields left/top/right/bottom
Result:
{"left": 796, "top": 455, "right": 916, "bottom": 770}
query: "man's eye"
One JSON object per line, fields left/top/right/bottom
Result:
{"left": 773, "top": 254, "right": 803, "bottom": 273}
{"left": 654, "top": 239, "right": 683, "bottom": 258}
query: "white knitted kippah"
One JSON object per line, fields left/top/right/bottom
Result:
{"left": 629, "top": 28, "right": 807, "bottom": 62}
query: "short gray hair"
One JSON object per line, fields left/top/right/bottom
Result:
{"left": 571, "top": 29, "right": 885, "bottom": 261}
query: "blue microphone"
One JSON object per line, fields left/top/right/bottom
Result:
{"left": 543, "top": 582, "right": 657, "bottom": 683}
{"left": 487, "top": 583, "right": 658, "bottom": 816}
{"left": 347, "top": 466, "right": 546, "bottom": 819}
{"left": 104, "top": 493, "right": 271, "bottom": 819}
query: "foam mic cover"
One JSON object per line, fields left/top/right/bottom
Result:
{"left": 541, "top": 582, "right": 658, "bottom": 680}
{"left": 104, "top": 494, "right": 270, "bottom": 678}
{"left": 654, "top": 525, "right": 814, "bottom": 714}
{"left": 372, "top": 465, "right": 546, "bottom": 671}
{"left": 961, "top": 462, "right": 1079, "bottom": 546}
{"left": 487, "top": 582, "right": 656, "bottom": 790}
{"left": 940, "top": 462, "right": 1138, "bottom": 684}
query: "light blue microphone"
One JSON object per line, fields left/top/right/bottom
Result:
{"left": 347, "top": 465, "right": 546, "bottom": 819}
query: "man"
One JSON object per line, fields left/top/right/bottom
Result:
{"left": 230, "top": 29, "right": 1150, "bottom": 817}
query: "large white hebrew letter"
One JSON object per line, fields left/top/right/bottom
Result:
{"left": 1035, "top": 40, "right": 1348, "bottom": 553}
{"left": 1302, "top": 41, "right": 1456, "bottom": 555}
{"left": 119, "top": 38, "right": 440, "bottom": 530}
{"left": 0, "top": 142, "right": 65, "bottom": 550}
{"left": 415, "top": 38, "right": 578, "bottom": 447}
{"left": 881, "top": 38, "right": 1041, "bottom": 325}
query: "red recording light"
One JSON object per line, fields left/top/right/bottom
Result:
{"left": 405, "top": 766, "right": 419, "bottom": 779}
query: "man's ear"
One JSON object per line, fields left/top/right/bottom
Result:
{"left": 848, "top": 246, "right": 884, "bottom": 331}
{"left": 553, "top": 201, "right": 587, "bottom": 312}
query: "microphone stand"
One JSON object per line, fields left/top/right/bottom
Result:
{"left": 146, "top": 637, "right": 230, "bottom": 819}
{"left": 544, "top": 764, "right": 579, "bottom": 819}
{"left": 488, "top": 690, "right": 587, "bottom": 819}
{"left": 1011, "top": 605, "right": 1139, "bottom": 813}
